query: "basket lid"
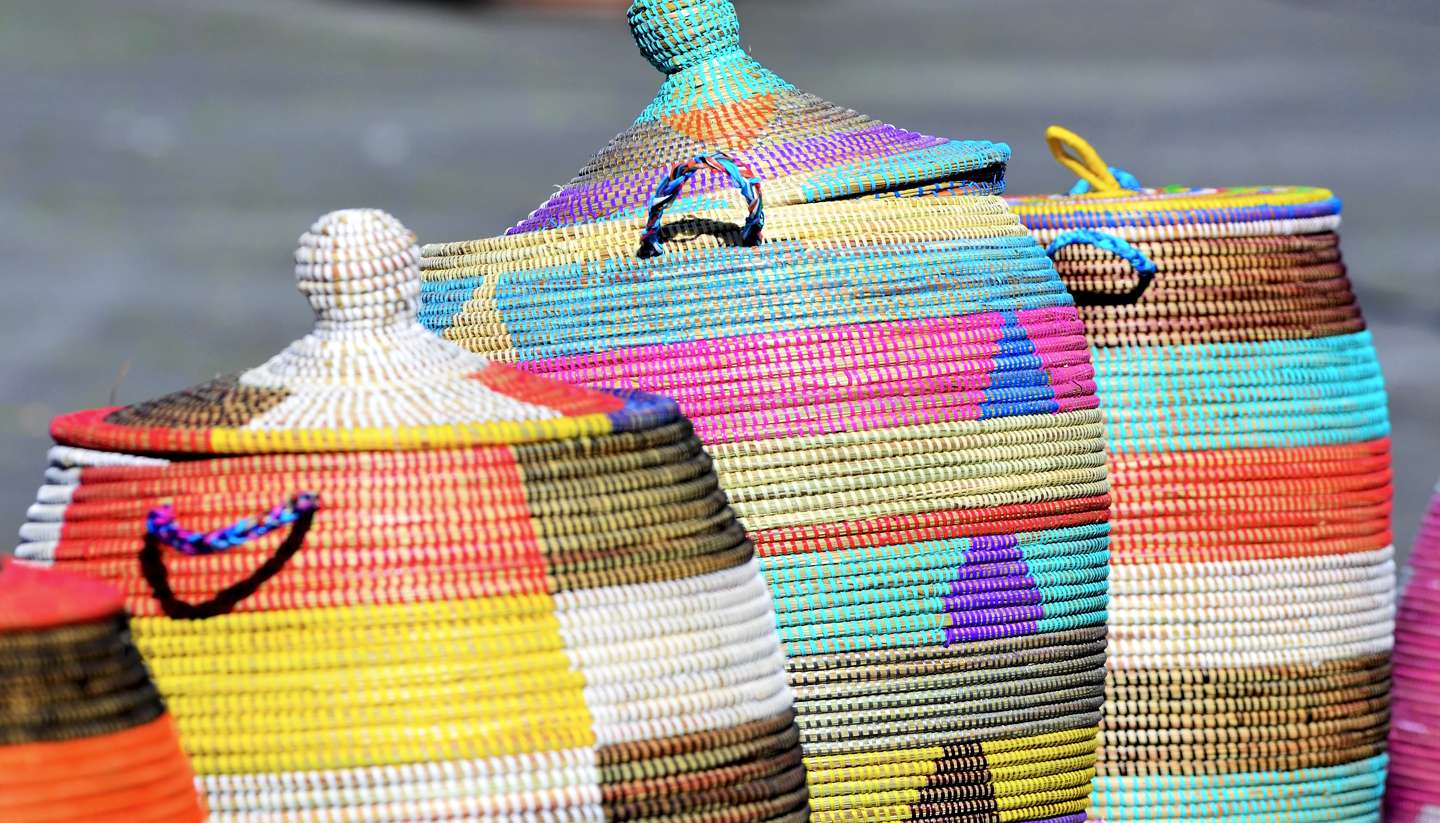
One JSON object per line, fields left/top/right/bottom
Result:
{"left": 509, "top": 0, "right": 1010, "bottom": 234}
{"left": 0, "top": 555, "right": 125, "bottom": 632}
{"left": 50, "top": 210, "right": 655, "bottom": 456}
{"left": 1005, "top": 126, "right": 1341, "bottom": 232}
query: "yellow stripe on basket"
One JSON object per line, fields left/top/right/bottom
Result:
{"left": 186, "top": 712, "right": 598, "bottom": 774}
{"left": 206, "top": 414, "right": 615, "bottom": 453}
{"left": 808, "top": 753, "right": 1096, "bottom": 798}
{"left": 130, "top": 598, "right": 595, "bottom": 773}
{"left": 980, "top": 726, "right": 1099, "bottom": 762}
{"left": 1007, "top": 186, "right": 1333, "bottom": 217}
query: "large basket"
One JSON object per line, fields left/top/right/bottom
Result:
{"left": 0, "top": 557, "right": 207, "bottom": 823}
{"left": 1006, "top": 127, "right": 1394, "bottom": 823}
{"left": 423, "top": 140, "right": 1112, "bottom": 820}
{"left": 13, "top": 210, "right": 808, "bottom": 822}
{"left": 1389, "top": 479, "right": 1440, "bottom": 822}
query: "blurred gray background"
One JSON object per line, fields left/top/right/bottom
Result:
{"left": 1, "top": 0, "right": 1436, "bottom": 558}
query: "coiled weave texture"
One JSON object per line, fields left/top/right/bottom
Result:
{"left": 509, "top": 0, "right": 1011, "bottom": 234}
{"left": 423, "top": 184, "right": 1113, "bottom": 823}
{"left": 15, "top": 210, "right": 808, "bottom": 823}
{"left": 1388, "top": 480, "right": 1440, "bottom": 822}
{"left": 1006, "top": 127, "right": 1394, "bottom": 823}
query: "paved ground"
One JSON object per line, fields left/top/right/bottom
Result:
{"left": 2, "top": 0, "right": 1437, "bottom": 556}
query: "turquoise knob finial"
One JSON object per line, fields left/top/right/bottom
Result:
{"left": 628, "top": 0, "right": 742, "bottom": 74}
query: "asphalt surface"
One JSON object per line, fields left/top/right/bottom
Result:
{"left": 1, "top": 0, "right": 1437, "bottom": 556}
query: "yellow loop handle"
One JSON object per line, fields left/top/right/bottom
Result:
{"left": 1046, "top": 125, "right": 1123, "bottom": 194}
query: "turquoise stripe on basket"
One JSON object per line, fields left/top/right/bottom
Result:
{"left": 416, "top": 236, "right": 1071, "bottom": 347}
{"left": 800, "top": 140, "right": 1012, "bottom": 202}
{"left": 1092, "top": 753, "right": 1386, "bottom": 822}
{"left": 761, "top": 523, "right": 1109, "bottom": 654}
{"left": 1092, "top": 330, "right": 1389, "bottom": 453}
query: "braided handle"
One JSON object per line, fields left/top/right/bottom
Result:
{"left": 141, "top": 493, "right": 319, "bottom": 620}
{"left": 1046, "top": 229, "right": 1158, "bottom": 306}
{"left": 1046, "top": 125, "right": 1141, "bottom": 195}
{"left": 637, "top": 152, "right": 764, "bottom": 259}
{"left": 147, "top": 493, "right": 319, "bottom": 555}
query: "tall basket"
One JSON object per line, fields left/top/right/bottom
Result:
{"left": 1006, "top": 126, "right": 1394, "bottom": 823}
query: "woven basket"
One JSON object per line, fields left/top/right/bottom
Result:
{"left": 1005, "top": 127, "right": 1393, "bottom": 823}
{"left": 509, "top": 0, "right": 1011, "bottom": 235}
{"left": 423, "top": 101, "right": 1112, "bottom": 822}
{"left": 0, "top": 557, "right": 207, "bottom": 823}
{"left": 13, "top": 210, "right": 808, "bottom": 822}
{"left": 1388, "top": 479, "right": 1440, "bottom": 822}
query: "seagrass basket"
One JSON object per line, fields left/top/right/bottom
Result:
{"left": 0, "top": 557, "right": 207, "bottom": 823}
{"left": 13, "top": 209, "right": 808, "bottom": 822}
{"left": 1004, "top": 127, "right": 1394, "bottom": 823}
{"left": 510, "top": 0, "right": 1013, "bottom": 235}
{"left": 1388, "top": 479, "right": 1440, "bottom": 822}
{"left": 424, "top": 84, "right": 1113, "bottom": 823}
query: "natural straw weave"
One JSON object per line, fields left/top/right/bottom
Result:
{"left": 14, "top": 210, "right": 807, "bottom": 823}
{"left": 1007, "top": 127, "right": 1393, "bottom": 823}
{"left": 0, "top": 557, "right": 206, "bottom": 823}
{"left": 423, "top": 65, "right": 1111, "bottom": 821}
{"left": 509, "top": 0, "right": 1011, "bottom": 234}
{"left": 1387, "top": 479, "right": 1440, "bottom": 822}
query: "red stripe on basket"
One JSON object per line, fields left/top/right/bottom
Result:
{"left": 1108, "top": 438, "right": 1392, "bottom": 564}
{"left": 749, "top": 494, "right": 1111, "bottom": 557}
{"left": 53, "top": 448, "right": 548, "bottom": 615}
{"left": 469, "top": 362, "right": 626, "bottom": 417}
{"left": 51, "top": 407, "right": 216, "bottom": 454}
{"left": 0, "top": 556, "right": 125, "bottom": 632}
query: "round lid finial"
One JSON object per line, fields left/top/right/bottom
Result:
{"left": 294, "top": 209, "right": 420, "bottom": 327}
{"left": 628, "top": 0, "right": 742, "bottom": 74}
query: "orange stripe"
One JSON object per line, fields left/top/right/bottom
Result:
{"left": 1109, "top": 439, "right": 1392, "bottom": 564}
{"left": 470, "top": 361, "right": 626, "bottom": 416}
{"left": 0, "top": 715, "right": 205, "bottom": 823}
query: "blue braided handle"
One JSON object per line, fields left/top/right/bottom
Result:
{"left": 637, "top": 152, "right": 764, "bottom": 259}
{"left": 146, "top": 493, "right": 320, "bottom": 556}
{"left": 1045, "top": 229, "right": 1158, "bottom": 305}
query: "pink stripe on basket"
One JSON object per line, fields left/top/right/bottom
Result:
{"left": 527, "top": 309, "right": 1095, "bottom": 442}
{"left": 1389, "top": 486, "right": 1440, "bottom": 822}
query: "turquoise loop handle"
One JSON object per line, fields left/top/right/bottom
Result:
{"left": 1046, "top": 229, "right": 1158, "bottom": 306}
{"left": 1068, "top": 165, "right": 1142, "bottom": 194}
{"left": 638, "top": 152, "right": 764, "bottom": 259}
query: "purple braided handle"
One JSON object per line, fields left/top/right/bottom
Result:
{"left": 146, "top": 493, "right": 320, "bottom": 556}
{"left": 637, "top": 152, "right": 764, "bottom": 259}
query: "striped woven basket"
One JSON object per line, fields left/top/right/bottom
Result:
{"left": 510, "top": 0, "right": 1012, "bottom": 235}
{"left": 1005, "top": 127, "right": 1394, "bottom": 823}
{"left": 422, "top": 21, "right": 1114, "bottom": 811}
{"left": 1388, "top": 480, "right": 1440, "bottom": 822}
{"left": 13, "top": 210, "right": 808, "bottom": 822}
{"left": 0, "top": 556, "right": 207, "bottom": 823}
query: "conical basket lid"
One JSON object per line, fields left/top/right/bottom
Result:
{"left": 49, "top": 209, "right": 652, "bottom": 455}
{"left": 1005, "top": 126, "right": 1341, "bottom": 236}
{"left": 510, "top": 0, "right": 1010, "bottom": 234}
